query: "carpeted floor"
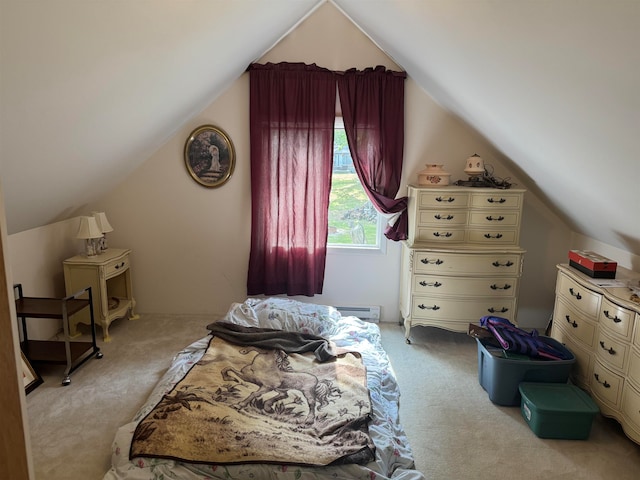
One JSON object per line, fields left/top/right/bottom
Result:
{"left": 25, "top": 313, "right": 640, "bottom": 479}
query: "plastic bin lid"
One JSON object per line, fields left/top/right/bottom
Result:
{"left": 518, "top": 383, "right": 599, "bottom": 414}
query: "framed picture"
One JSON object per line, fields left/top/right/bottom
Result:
{"left": 184, "top": 125, "right": 235, "bottom": 187}
{"left": 21, "top": 351, "right": 42, "bottom": 394}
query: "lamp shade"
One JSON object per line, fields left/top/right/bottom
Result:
{"left": 92, "top": 211, "right": 114, "bottom": 233}
{"left": 464, "top": 154, "right": 485, "bottom": 176}
{"left": 76, "top": 216, "right": 103, "bottom": 239}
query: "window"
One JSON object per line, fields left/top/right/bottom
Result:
{"left": 327, "top": 117, "right": 382, "bottom": 249}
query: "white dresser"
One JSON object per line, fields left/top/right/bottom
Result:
{"left": 550, "top": 263, "right": 640, "bottom": 445}
{"left": 399, "top": 185, "right": 526, "bottom": 342}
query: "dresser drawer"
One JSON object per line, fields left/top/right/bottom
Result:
{"left": 591, "top": 360, "right": 624, "bottom": 408}
{"left": 467, "top": 228, "right": 519, "bottom": 245}
{"left": 468, "top": 211, "right": 520, "bottom": 227}
{"left": 413, "top": 226, "right": 465, "bottom": 243}
{"left": 622, "top": 383, "right": 640, "bottom": 434}
{"left": 416, "top": 190, "right": 469, "bottom": 209}
{"left": 411, "top": 295, "right": 517, "bottom": 322}
{"left": 412, "top": 251, "right": 523, "bottom": 276}
{"left": 417, "top": 210, "right": 468, "bottom": 227}
{"left": 412, "top": 275, "right": 519, "bottom": 297}
{"left": 628, "top": 348, "right": 640, "bottom": 389}
{"left": 104, "top": 255, "right": 129, "bottom": 279}
{"left": 598, "top": 297, "right": 635, "bottom": 340}
{"left": 556, "top": 272, "right": 600, "bottom": 318}
{"left": 595, "top": 329, "right": 630, "bottom": 373}
{"left": 470, "top": 192, "right": 523, "bottom": 209}
{"left": 550, "top": 327, "right": 593, "bottom": 388}
{"left": 553, "top": 298, "right": 596, "bottom": 347}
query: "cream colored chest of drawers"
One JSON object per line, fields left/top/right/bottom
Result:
{"left": 550, "top": 263, "right": 640, "bottom": 445}
{"left": 63, "top": 248, "right": 139, "bottom": 342}
{"left": 399, "top": 185, "right": 526, "bottom": 342}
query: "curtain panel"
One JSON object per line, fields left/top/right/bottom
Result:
{"left": 247, "top": 62, "right": 337, "bottom": 296}
{"left": 337, "top": 66, "right": 408, "bottom": 241}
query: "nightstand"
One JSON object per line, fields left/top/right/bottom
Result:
{"left": 63, "top": 248, "right": 139, "bottom": 342}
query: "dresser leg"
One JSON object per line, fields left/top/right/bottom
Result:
{"left": 403, "top": 318, "right": 412, "bottom": 344}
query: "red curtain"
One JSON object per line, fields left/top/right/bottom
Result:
{"left": 247, "top": 63, "right": 337, "bottom": 296}
{"left": 337, "top": 66, "right": 408, "bottom": 241}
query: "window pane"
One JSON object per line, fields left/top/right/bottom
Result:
{"left": 328, "top": 126, "right": 380, "bottom": 247}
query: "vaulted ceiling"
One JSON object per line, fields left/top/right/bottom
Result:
{"left": 1, "top": 0, "right": 638, "bottom": 254}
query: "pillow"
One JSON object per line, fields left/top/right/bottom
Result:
{"left": 221, "top": 298, "right": 341, "bottom": 336}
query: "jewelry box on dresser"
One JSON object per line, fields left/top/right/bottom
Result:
{"left": 399, "top": 185, "right": 526, "bottom": 343}
{"left": 550, "top": 263, "right": 640, "bottom": 445}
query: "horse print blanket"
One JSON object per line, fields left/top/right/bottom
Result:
{"left": 129, "top": 323, "right": 374, "bottom": 466}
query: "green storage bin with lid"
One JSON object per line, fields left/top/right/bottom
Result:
{"left": 519, "top": 382, "right": 599, "bottom": 439}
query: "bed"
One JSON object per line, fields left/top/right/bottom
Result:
{"left": 103, "top": 297, "right": 425, "bottom": 480}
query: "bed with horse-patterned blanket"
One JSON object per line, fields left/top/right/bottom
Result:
{"left": 103, "top": 298, "right": 424, "bottom": 480}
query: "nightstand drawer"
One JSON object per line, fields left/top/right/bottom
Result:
{"left": 105, "top": 256, "right": 129, "bottom": 278}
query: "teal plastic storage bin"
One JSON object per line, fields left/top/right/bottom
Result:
{"left": 477, "top": 337, "right": 575, "bottom": 406}
{"left": 519, "top": 383, "right": 599, "bottom": 439}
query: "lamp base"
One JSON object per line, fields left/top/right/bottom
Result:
{"left": 454, "top": 179, "right": 492, "bottom": 187}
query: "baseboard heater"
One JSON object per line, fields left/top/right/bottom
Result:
{"left": 335, "top": 305, "right": 381, "bottom": 323}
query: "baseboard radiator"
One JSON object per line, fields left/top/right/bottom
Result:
{"left": 335, "top": 305, "right": 381, "bottom": 323}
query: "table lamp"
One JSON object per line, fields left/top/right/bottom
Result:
{"left": 76, "top": 216, "right": 102, "bottom": 256}
{"left": 92, "top": 211, "right": 114, "bottom": 252}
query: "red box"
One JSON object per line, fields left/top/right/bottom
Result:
{"left": 568, "top": 250, "right": 617, "bottom": 278}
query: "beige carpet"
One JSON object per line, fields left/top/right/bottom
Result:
{"left": 25, "top": 313, "right": 640, "bottom": 479}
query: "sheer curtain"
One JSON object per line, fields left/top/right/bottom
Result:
{"left": 247, "top": 62, "right": 337, "bottom": 296}
{"left": 337, "top": 66, "right": 408, "bottom": 241}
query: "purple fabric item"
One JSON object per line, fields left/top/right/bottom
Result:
{"left": 247, "top": 62, "right": 336, "bottom": 296}
{"left": 337, "top": 66, "right": 408, "bottom": 241}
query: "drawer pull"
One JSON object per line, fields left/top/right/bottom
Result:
{"left": 485, "top": 215, "right": 505, "bottom": 221}
{"left": 487, "top": 198, "right": 506, "bottom": 204}
{"left": 568, "top": 288, "right": 582, "bottom": 300}
{"left": 593, "top": 373, "right": 611, "bottom": 388}
{"left": 565, "top": 315, "right": 578, "bottom": 328}
{"left": 114, "top": 262, "right": 126, "bottom": 270}
{"left": 603, "top": 310, "right": 622, "bottom": 323}
{"left": 484, "top": 233, "right": 503, "bottom": 239}
{"left": 435, "top": 196, "right": 455, "bottom": 203}
{"left": 434, "top": 214, "right": 454, "bottom": 220}
{"left": 490, "top": 284, "right": 511, "bottom": 290}
{"left": 418, "top": 304, "right": 440, "bottom": 310}
{"left": 487, "top": 307, "right": 509, "bottom": 313}
{"left": 492, "top": 260, "right": 514, "bottom": 268}
{"left": 599, "top": 341, "right": 616, "bottom": 355}
{"left": 433, "top": 232, "right": 452, "bottom": 238}
{"left": 419, "top": 281, "right": 442, "bottom": 288}
{"left": 420, "top": 258, "right": 444, "bottom": 265}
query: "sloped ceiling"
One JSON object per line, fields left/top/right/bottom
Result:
{"left": 1, "top": 0, "right": 639, "bottom": 254}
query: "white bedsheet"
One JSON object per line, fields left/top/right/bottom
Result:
{"left": 103, "top": 298, "right": 425, "bottom": 480}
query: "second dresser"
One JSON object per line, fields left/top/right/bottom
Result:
{"left": 399, "top": 185, "right": 526, "bottom": 342}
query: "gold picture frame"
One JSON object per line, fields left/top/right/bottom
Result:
{"left": 184, "top": 125, "right": 235, "bottom": 187}
{"left": 21, "top": 351, "right": 42, "bottom": 394}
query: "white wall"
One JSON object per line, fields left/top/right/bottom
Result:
{"left": 6, "top": 3, "right": 596, "bottom": 331}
